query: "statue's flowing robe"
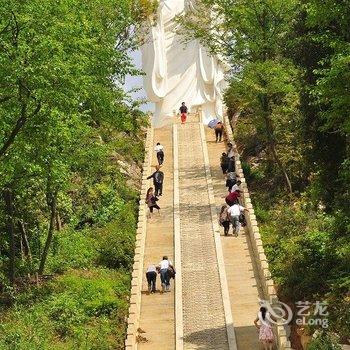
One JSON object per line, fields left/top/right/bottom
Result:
{"left": 142, "top": 0, "right": 226, "bottom": 125}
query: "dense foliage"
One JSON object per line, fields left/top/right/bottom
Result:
{"left": 0, "top": 0, "right": 155, "bottom": 348}
{"left": 180, "top": 0, "right": 349, "bottom": 348}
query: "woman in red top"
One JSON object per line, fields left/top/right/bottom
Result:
{"left": 179, "top": 102, "right": 188, "bottom": 124}
{"left": 225, "top": 190, "right": 240, "bottom": 206}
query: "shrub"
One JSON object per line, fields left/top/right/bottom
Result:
{"left": 307, "top": 332, "right": 342, "bottom": 350}
{"left": 0, "top": 269, "right": 130, "bottom": 349}
{"left": 46, "top": 228, "right": 97, "bottom": 274}
{"left": 97, "top": 203, "right": 136, "bottom": 270}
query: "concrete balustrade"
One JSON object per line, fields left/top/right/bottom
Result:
{"left": 125, "top": 124, "right": 153, "bottom": 350}
{"left": 223, "top": 115, "right": 293, "bottom": 350}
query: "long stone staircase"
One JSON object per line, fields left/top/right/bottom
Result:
{"left": 125, "top": 114, "right": 292, "bottom": 350}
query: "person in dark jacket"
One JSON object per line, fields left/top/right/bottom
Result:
{"left": 220, "top": 152, "right": 229, "bottom": 174}
{"left": 226, "top": 172, "right": 237, "bottom": 191}
{"left": 179, "top": 102, "right": 188, "bottom": 124}
{"left": 146, "top": 264, "right": 158, "bottom": 293}
{"left": 227, "top": 156, "right": 235, "bottom": 173}
{"left": 147, "top": 165, "right": 164, "bottom": 196}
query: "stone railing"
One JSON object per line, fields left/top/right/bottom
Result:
{"left": 223, "top": 115, "right": 293, "bottom": 350}
{"left": 125, "top": 124, "right": 154, "bottom": 350}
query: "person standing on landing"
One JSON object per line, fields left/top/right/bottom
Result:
{"left": 154, "top": 142, "right": 164, "bottom": 165}
{"left": 147, "top": 165, "right": 164, "bottom": 196}
{"left": 179, "top": 102, "right": 188, "bottom": 124}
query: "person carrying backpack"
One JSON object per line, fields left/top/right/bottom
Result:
{"left": 219, "top": 205, "right": 231, "bottom": 236}
{"left": 147, "top": 165, "right": 164, "bottom": 196}
{"left": 227, "top": 203, "right": 249, "bottom": 236}
{"left": 158, "top": 256, "right": 173, "bottom": 292}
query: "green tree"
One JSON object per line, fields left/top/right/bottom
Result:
{"left": 180, "top": 0, "right": 301, "bottom": 192}
{"left": 0, "top": 0, "right": 154, "bottom": 280}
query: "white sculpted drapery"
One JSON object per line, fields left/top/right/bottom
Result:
{"left": 142, "top": 0, "right": 226, "bottom": 126}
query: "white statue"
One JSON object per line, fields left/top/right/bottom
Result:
{"left": 142, "top": 0, "right": 226, "bottom": 126}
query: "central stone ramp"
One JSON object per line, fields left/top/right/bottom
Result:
{"left": 178, "top": 122, "right": 229, "bottom": 350}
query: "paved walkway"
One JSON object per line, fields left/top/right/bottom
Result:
{"left": 178, "top": 121, "right": 229, "bottom": 350}
{"left": 136, "top": 116, "right": 263, "bottom": 350}
{"left": 138, "top": 124, "right": 175, "bottom": 350}
{"left": 205, "top": 126, "right": 264, "bottom": 350}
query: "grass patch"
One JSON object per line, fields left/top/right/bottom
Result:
{"left": 0, "top": 269, "right": 130, "bottom": 350}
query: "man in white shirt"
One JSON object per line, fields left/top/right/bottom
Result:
{"left": 158, "top": 256, "right": 173, "bottom": 292}
{"left": 155, "top": 142, "right": 164, "bottom": 165}
{"left": 227, "top": 203, "right": 248, "bottom": 236}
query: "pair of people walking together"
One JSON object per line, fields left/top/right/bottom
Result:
{"left": 146, "top": 256, "right": 175, "bottom": 293}
{"left": 219, "top": 202, "right": 248, "bottom": 236}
